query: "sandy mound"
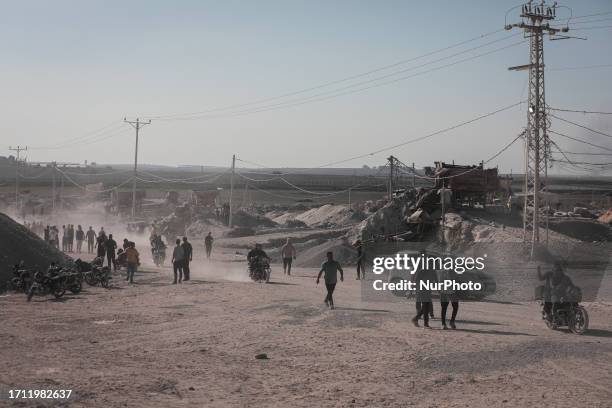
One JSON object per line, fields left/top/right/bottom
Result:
{"left": 0, "top": 213, "right": 70, "bottom": 291}
{"left": 290, "top": 204, "right": 366, "bottom": 228}
{"left": 291, "top": 237, "right": 356, "bottom": 268}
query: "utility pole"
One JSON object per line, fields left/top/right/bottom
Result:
{"left": 229, "top": 154, "right": 236, "bottom": 228}
{"left": 387, "top": 155, "right": 395, "bottom": 200}
{"left": 60, "top": 169, "right": 65, "bottom": 210}
{"left": 124, "top": 118, "right": 151, "bottom": 218}
{"left": 506, "top": 1, "right": 566, "bottom": 256}
{"left": 9, "top": 145, "right": 27, "bottom": 216}
{"left": 51, "top": 162, "right": 56, "bottom": 212}
{"left": 348, "top": 188, "right": 351, "bottom": 210}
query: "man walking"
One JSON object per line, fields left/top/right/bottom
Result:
{"left": 412, "top": 267, "right": 436, "bottom": 328}
{"left": 172, "top": 239, "right": 185, "bottom": 284}
{"left": 75, "top": 225, "right": 84, "bottom": 254}
{"left": 181, "top": 237, "right": 193, "bottom": 281}
{"left": 204, "top": 232, "right": 213, "bottom": 259}
{"left": 49, "top": 226, "right": 58, "bottom": 249}
{"left": 105, "top": 234, "right": 118, "bottom": 272}
{"left": 316, "top": 251, "right": 344, "bottom": 310}
{"left": 280, "top": 238, "right": 296, "bottom": 275}
{"left": 353, "top": 239, "right": 364, "bottom": 280}
{"left": 125, "top": 242, "right": 139, "bottom": 284}
{"left": 86, "top": 226, "right": 96, "bottom": 254}
{"left": 438, "top": 268, "right": 459, "bottom": 330}
{"left": 68, "top": 224, "right": 75, "bottom": 252}
{"left": 61, "top": 225, "right": 67, "bottom": 252}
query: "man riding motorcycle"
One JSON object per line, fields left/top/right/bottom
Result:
{"left": 537, "top": 262, "right": 576, "bottom": 322}
{"left": 247, "top": 244, "right": 271, "bottom": 282}
{"left": 150, "top": 233, "right": 167, "bottom": 266}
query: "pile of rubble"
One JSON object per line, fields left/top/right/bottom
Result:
{"left": 0, "top": 212, "right": 70, "bottom": 291}
{"left": 155, "top": 203, "right": 193, "bottom": 240}
{"left": 353, "top": 188, "right": 441, "bottom": 242}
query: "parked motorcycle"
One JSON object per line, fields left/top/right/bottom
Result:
{"left": 27, "top": 265, "right": 67, "bottom": 301}
{"left": 10, "top": 262, "right": 33, "bottom": 293}
{"left": 248, "top": 256, "right": 270, "bottom": 283}
{"left": 62, "top": 269, "right": 83, "bottom": 294}
{"left": 77, "top": 257, "right": 111, "bottom": 288}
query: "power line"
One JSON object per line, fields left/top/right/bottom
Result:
{"left": 549, "top": 107, "right": 612, "bottom": 115}
{"left": 551, "top": 158, "right": 612, "bottom": 166}
{"left": 394, "top": 131, "right": 524, "bottom": 181}
{"left": 550, "top": 114, "right": 612, "bottom": 138}
{"left": 29, "top": 121, "right": 125, "bottom": 150}
{"left": 237, "top": 101, "right": 523, "bottom": 172}
{"left": 550, "top": 150, "right": 612, "bottom": 156}
{"left": 54, "top": 166, "right": 135, "bottom": 193}
{"left": 152, "top": 39, "right": 525, "bottom": 121}
{"left": 138, "top": 168, "right": 232, "bottom": 183}
{"left": 548, "top": 63, "right": 612, "bottom": 71}
{"left": 144, "top": 28, "right": 508, "bottom": 120}
{"left": 549, "top": 130, "right": 612, "bottom": 152}
{"left": 570, "top": 11, "right": 612, "bottom": 20}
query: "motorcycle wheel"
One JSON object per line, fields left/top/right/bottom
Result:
{"left": 70, "top": 281, "right": 82, "bottom": 294}
{"left": 53, "top": 286, "right": 66, "bottom": 299}
{"left": 101, "top": 277, "right": 110, "bottom": 288}
{"left": 84, "top": 273, "right": 98, "bottom": 286}
{"left": 569, "top": 306, "right": 589, "bottom": 335}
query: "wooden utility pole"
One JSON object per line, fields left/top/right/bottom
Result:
{"left": 124, "top": 118, "right": 151, "bottom": 218}
{"left": 51, "top": 162, "right": 56, "bottom": 211}
{"left": 9, "top": 145, "right": 27, "bottom": 216}
{"left": 228, "top": 154, "right": 236, "bottom": 228}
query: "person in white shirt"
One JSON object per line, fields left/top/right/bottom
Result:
{"left": 280, "top": 238, "right": 297, "bottom": 275}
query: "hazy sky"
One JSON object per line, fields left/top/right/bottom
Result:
{"left": 1, "top": 0, "right": 611, "bottom": 174}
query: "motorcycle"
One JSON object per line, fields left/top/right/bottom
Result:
{"left": 62, "top": 268, "right": 83, "bottom": 294}
{"left": 541, "top": 301, "right": 589, "bottom": 334}
{"left": 537, "top": 285, "right": 588, "bottom": 334}
{"left": 27, "top": 266, "right": 67, "bottom": 301}
{"left": 152, "top": 244, "right": 166, "bottom": 267}
{"left": 79, "top": 257, "right": 111, "bottom": 288}
{"left": 10, "top": 262, "right": 33, "bottom": 293}
{"left": 248, "top": 256, "right": 271, "bottom": 283}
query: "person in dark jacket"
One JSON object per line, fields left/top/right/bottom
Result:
{"left": 96, "top": 234, "right": 107, "bottom": 259}
{"left": 75, "top": 225, "right": 85, "bottom": 254}
{"left": 104, "top": 234, "right": 118, "bottom": 272}
{"left": 411, "top": 267, "right": 436, "bottom": 328}
{"left": 181, "top": 237, "right": 193, "bottom": 281}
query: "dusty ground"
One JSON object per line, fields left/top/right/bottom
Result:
{"left": 1, "top": 251, "right": 612, "bottom": 408}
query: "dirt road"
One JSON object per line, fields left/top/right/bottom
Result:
{"left": 1, "top": 257, "right": 612, "bottom": 408}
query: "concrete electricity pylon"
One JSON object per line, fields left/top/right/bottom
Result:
{"left": 124, "top": 118, "right": 151, "bottom": 218}
{"left": 505, "top": 1, "right": 568, "bottom": 256}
